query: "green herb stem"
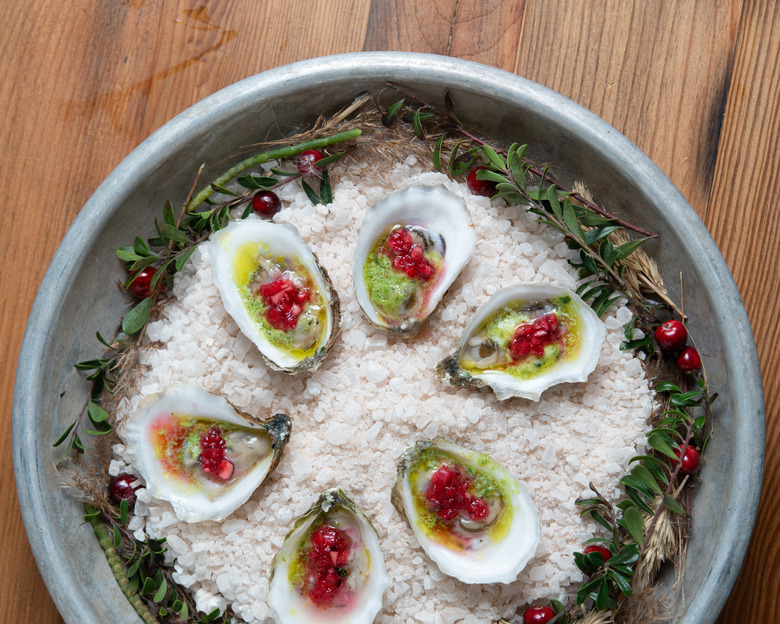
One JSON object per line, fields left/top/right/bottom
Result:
{"left": 385, "top": 81, "right": 658, "bottom": 239}
{"left": 86, "top": 505, "right": 159, "bottom": 624}
{"left": 185, "top": 128, "right": 362, "bottom": 212}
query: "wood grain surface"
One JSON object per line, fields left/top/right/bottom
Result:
{"left": 2, "top": 0, "right": 776, "bottom": 622}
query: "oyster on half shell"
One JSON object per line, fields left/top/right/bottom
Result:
{"left": 211, "top": 217, "right": 341, "bottom": 374}
{"left": 437, "top": 284, "right": 607, "bottom": 401}
{"left": 392, "top": 439, "right": 540, "bottom": 584}
{"left": 268, "top": 488, "right": 390, "bottom": 624}
{"left": 125, "top": 383, "right": 291, "bottom": 523}
{"left": 353, "top": 184, "right": 476, "bottom": 336}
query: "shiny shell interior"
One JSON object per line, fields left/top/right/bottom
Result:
{"left": 125, "top": 383, "right": 291, "bottom": 523}
{"left": 268, "top": 488, "right": 390, "bottom": 624}
{"left": 211, "top": 217, "right": 340, "bottom": 373}
{"left": 437, "top": 283, "right": 607, "bottom": 401}
{"left": 352, "top": 184, "right": 476, "bottom": 336}
{"left": 392, "top": 439, "right": 540, "bottom": 584}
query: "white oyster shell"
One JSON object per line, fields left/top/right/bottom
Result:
{"left": 352, "top": 184, "right": 476, "bottom": 335}
{"left": 392, "top": 439, "right": 540, "bottom": 584}
{"left": 125, "top": 383, "right": 291, "bottom": 523}
{"left": 437, "top": 283, "right": 607, "bottom": 401}
{"left": 268, "top": 488, "right": 390, "bottom": 624}
{"left": 211, "top": 217, "right": 340, "bottom": 373}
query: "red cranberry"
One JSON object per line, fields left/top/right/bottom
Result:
{"left": 676, "top": 346, "right": 702, "bottom": 373}
{"left": 654, "top": 320, "right": 688, "bottom": 352}
{"left": 523, "top": 605, "right": 555, "bottom": 624}
{"left": 251, "top": 191, "right": 281, "bottom": 217}
{"left": 467, "top": 166, "right": 498, "bottom": 197}
{"left": 128, "top": 267, "right": 158, "bottom": 299}
{"left": 109, "top": 473, "right": 140, "bottom": 507}
{"left": 296, "top": 149, "right": 325, "bottom": 177}
{"left": 584, "top": 544, "right": 612, "bottom": 563}
{"left": 675, "top": 444, "right": 701, "bottom": 474}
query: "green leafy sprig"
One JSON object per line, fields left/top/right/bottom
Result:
{"left": 378, "top": 89, "right": 716, "bottom": 622}
{"left": 85, "top": 502, "right": 230, "bottom": 623}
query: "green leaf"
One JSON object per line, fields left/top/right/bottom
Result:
{"left": 113, "top": 525, "right": 121, "bottom": 549}
{"left": 655, "top": 381, "right": 681, "bottom": 393}
{"left": 115, "top": 247, "right": 142, "bottom": 262}
{"left": 621, "top": 475, "right": 654, "bottom": 500}
{"left": 301, "top": 180, "right": 323, "bottom": 206}
{"left": 609, "top": 543, "right": 640, "bottom": 566}
{"left": 623, "top": 505, "right": 645, "bottom": 545}
{"left": 609, "top": 569, "right": 633, "bottom": 596}
{"left": 670, "top": 390, "right": 703, "bottom": 407}
{"left": 175, "top": 246, "right": 198, "bottom": 272}
{"left": 495, "top": 182, "right": 526, "bottom": 204}
{"left": 433, "top": 135, "right": 444, "bottom": 172}
{"left": 210, "top": 183, "right": 239, "bottom": 197}
{"left": 133, "top": 236, "right": 150, "bottom": 255}
{"left": 153, "top": 577, "right": 168, "bottom": 602}
{"left": 141, "top": 576, "right": 156, "bottom": 595}
{"left": 665, "top": 495, "right": 687, "bottom": 515}
{"left": 614, "top": 237, "right": 647, "bottom": 262}
{"left": 626, "top": 487, "right": 654, "bottom": 514}
{"left": 312, "top": 151, "right": 345, "bottom": 168}
{"left": 122, "top": 297, "right": 155, "bottom": 335}
{"left": 412, "top": 108, "right": 425, "bottom": 138}
{"left": 550, "top": 598, "right": 564, "bottom": 614}
{"left": 384, "top": 98, "right": 405, "bottom": 124}
{"left": 162, "top": 202, "right": 176, "bottom": 227}
{"left": 476, "top": 169, "right": 511, "bottom": 185}
{"left": 631, "top": 464, "right": 663, "bottom": 494}
{"left": 595, "top": 576, "right": 611, "bottom": 610}
{"left": 588, "top": 510, "right": 614, "bottom": 532}
{"left": 319, "top": 169, "right": 333, "bottom": 204}
{"left": 236, "top": 174, "right": 277, "bottom": 189}
{"left": 481, "top": 144, "right": 506, "bottom": 170}
{"left": 126, "top": 556, "right": 142, "bottom": 578}
{"left": 647, "top": 432, "right": 679, "bottom": 460}
{"left": 563, "top": 198, "right": 585, "bottom": 240}
{"left": 269, "top": 167, "right": 299, "bottom": 177}
{"left": 87, "top": 400, "right": 109, "bottom": 423}
{"left": 576, "top": 575, "right": 602, "bottom": 605}
{"left": 120, "top": 498, "right": 129, "bottom": 525}
{"left": 52, "top": 421, "right": 76, "bottom": 447}
{"left": 73, "top": 434, "right": 85, "bottom": 451}
{"left": 127, "top": 255, "right": 159, "bottom": 273}
{"left": 584, "top": 225, "right": 621, "bottom": 245}
{"left": 161, "top": 224, "right": 190, "bottom": 247}
{"left": 507, "top": 143, "right": 526, "bottom": 186}
{"left": 447, "top": 141, "right": 464, "bottom": 178}
{"left": 177, "top": 600, "right": 189, "bottom": 619}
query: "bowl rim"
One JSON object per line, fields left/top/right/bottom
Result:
{"left": 13, "top": 51, "right": 765, "bottom": 624}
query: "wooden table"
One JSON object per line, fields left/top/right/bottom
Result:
{"left": 2, "top": 1, "right": 777, "bottom": 621}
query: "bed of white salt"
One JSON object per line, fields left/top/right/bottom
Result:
{"left": 111, "top": 157, "right": 653, "bottom": 624}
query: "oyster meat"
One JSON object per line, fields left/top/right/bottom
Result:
{"left": 353, "top": 184, "right": 476, "bottom": 335}
{"left": 268, "top": 488, "right": 390, "bottom": 623}
{"left": 125, "top": 383, "right": 291, "bottom": 523}
{"left": 437, "top": 284, "right": 606, "bottom": 401}
{"left": 212, "top": 217, "right": 340, "bottom": 374}
{"left": 392, "top": 439, "right": 539, "bottom": 584}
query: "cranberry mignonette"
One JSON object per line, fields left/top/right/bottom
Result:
{"left": 267, "top": 489, "right": 390, "bottom": 621}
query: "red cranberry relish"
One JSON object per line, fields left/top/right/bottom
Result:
{"left": 425, "top": 464, "right": 490, "bottom": 523}
{"left": 257, "top": 277, "right": 312, "bottom": 331}
{"left": 302, "top": 524, "right": 353, "bottom": 608}
{"left": 383, "top": 227, "right": 436, "bottom": 281}
{"left": 199, "top": 426, "right": 234, "bottom": 481}
{"left": 509, "top": 313, "right": 563, "bottom": 360}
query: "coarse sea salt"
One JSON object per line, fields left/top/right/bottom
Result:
{"left": 116, "top": 160, "right": 653, "bottom": 623}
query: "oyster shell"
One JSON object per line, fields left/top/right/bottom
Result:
{"left": 268, "top": 488, "right": 390, "bottom": 623}
{"left": 353, "top": 184, "right": 476, "bottom": 335}
{"left": 211, "top": 217, "right": 341, "bottom": 374}
{"left": 437, "top": 284, "right": 606, "bottom": 401}
{"left": 125, "top": 383, "right": 291, "bottom": 523}
{"left": 392, "top": 439, "right": 539, "bottom": 584}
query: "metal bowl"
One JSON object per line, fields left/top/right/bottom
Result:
{"left": 13, "top": 52, "right": 764, "bottom": 623}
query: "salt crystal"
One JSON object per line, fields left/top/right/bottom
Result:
{"left": 324, "top": 422, "right": 357, "bottom": 446}
{"left": 315, "top": 467, "right": 336, "bottom": 486}
{"left": 363, "top": 361, "right": 389, "bottom": 384}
